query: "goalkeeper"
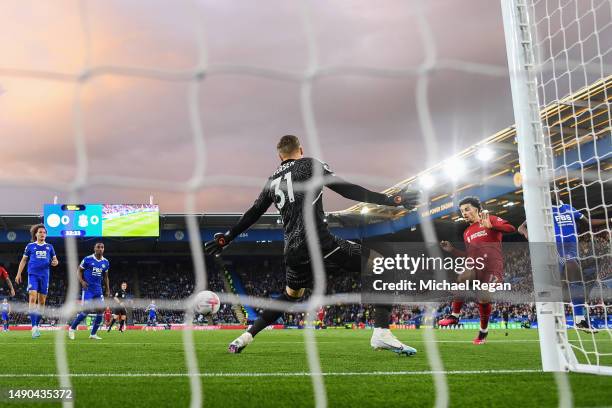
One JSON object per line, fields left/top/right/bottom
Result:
{"left": 205, "top": 135, "right": 418, "bottom": 355}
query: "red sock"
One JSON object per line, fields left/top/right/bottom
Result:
{"left": 478, "top": 303, "right": 492, "bottom": 332}
{"left": 451, "top": 300, "right": 464, "bottom": 316}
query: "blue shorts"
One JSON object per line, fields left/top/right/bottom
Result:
{"left": 1, "top": 312, "right": 8, "bottom": 321}
{"left": 27, "top": 274, "right": 49, "bottom": 295}
{"left": 81, "top": 290, "right": 104, "bottom": 311}
{"left": 557, "top": 242, "right": 578, "bottom": 263}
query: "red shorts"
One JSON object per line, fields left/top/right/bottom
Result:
{"left": 475, "top": 267, "right": 503, "bottom": 283}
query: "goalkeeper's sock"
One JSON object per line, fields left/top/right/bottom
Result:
{"left": 451, "top": 300, "right": 464, "bottom": 318}
{"left": 107, "top": 319, "right": 116, "bottom": 332}
{"left": 478, "top": 302, "right": 492, "bottom": 332}
{"left": 477, "top": 329, "right": 488, "bottom": 340}
{"left": 248, "top": 291, "right": 301, "bottom": 338}
{"left": 119, "top": 320, "right": 125, "bottom": 332}
{"left": 373, "top": 304, "right": 392, "bottom": 329}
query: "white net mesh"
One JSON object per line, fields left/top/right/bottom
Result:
{"left": 526, "top": 0, "right": 612, "bottom": 370}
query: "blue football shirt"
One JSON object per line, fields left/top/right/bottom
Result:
{"left": 552, "top": 203, "right": 584, "bottom": 243}
{"left": 80, "top": 255, "right": 110, "bottom": 293}
{"left": 23, "top": 242, "right": 56, "bottom": 276}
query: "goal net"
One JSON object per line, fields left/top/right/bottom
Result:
{"left": 502, "top": 0, "right": 611, "bottom": 374}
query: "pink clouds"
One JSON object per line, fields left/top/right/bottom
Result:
{"left": 0, "top": 0, "right": 517, "bottom": 214}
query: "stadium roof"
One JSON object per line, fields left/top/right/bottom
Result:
{"left": 2, "top": 77, "right": 609, "bottom": 234}
{"left": 339, "top": 75, "right": 612, "bottom": 225}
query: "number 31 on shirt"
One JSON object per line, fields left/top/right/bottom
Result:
{"left": 271, "top": 173, "right": 295, "bottom": 210}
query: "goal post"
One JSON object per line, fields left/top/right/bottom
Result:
{"left": 502, "top": 0, "right": 569, "bottom": 373}
{"left": 501, "top": 0, "right": 612, "bottom": 375}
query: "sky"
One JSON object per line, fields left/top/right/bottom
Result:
{"left": 0, "top": 0, "right": 540, "bottom": 214}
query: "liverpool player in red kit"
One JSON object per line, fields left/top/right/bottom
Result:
{"left": 438, "top": 196, "right": 516, "bottom": 344}
{"left": 0, "top": 263, "right": 16, "bottom": 298}
{"left": 317, "top": 306, "right": 325, "bottom": 329}
{"left": 103, "top": 307, "right": 112, "bottom": 329}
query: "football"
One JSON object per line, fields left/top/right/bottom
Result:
{"left": 193, "top": 290, "right": 220, "bottom": 315}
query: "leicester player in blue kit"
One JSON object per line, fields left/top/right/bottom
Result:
{"left": 1, "top": 298, "right": 10, "bottom": 332}
{"left": 144, "top": 301, "right": 157, "bottom": 331}
{"left": 15, "top": 224, "right": 59, "bottom": 339}
{"left": 519, "top": 193, "right": 610, "bottom": 332}
{"left": 68, "top": 242, "right": 111, "bottom": 340}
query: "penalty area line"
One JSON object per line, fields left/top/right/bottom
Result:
{"left": 0, "top": 369, "right": 543, "bottom": 378}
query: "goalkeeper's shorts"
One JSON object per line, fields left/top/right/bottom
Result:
{"left": 285, "top": 237, "right": 368, "bottom": 290}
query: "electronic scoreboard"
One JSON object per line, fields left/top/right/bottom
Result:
{"left": 43, "top": 204, "right": 159, "bottom": 237}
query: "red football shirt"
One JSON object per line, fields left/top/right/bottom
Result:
{"left": 452, "top": 215, "right": 516, "bottom": 276}
{"left": 0, "top": 266, "right": 8, "bottom": 281}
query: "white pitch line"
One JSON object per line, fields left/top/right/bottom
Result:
{"left": 0, "top": 369, "right": 543, "bottom": 378}
{"left": 0, "top": 339, "right": 546, "bottom": 345}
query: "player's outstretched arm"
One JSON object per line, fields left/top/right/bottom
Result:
{"left": 15, "top": 256, "right": 28, "bottom": 285}
{"left": 4, "top": 277, "right": 15, "bottom": 298}
{"left": 580, "top": 216, "right": 611, "bottom": 227}
{"left": 78, "top": 266, "right": 88, "bottom": 289}
{"left": 205, "top": 184, "right": 273, "bottom": 256}
{"left": 484, "top": 213, "right": 516, "bottom": 233}
{"left": 440, "top": 240, "right": 467, "bottom": 257}
{"left": 326, "top": 175, "right": 418, "bottom": 209}
{"left": 49, "top": 245, "right": 58, "bottom": 267}
{"left": 518, "top": 221, "right": 528, "bottom": 240}
{"left": 105, "top": 272, "right": 111, "bottom": 299}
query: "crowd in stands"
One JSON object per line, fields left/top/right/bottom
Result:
{"left": 0, "top": 231, "right": 608, "bottom": 328}
{"left": 582, "top": 234, "right": 612, "bottom": 281}
{"left": 128, "top": 260, "right": 238, "bottom": 324}
{"left": 0, "top": 259, "right": 239, "bottom": 326}
{"left": 230, "top": 257, "right": 542, "bottom": 327}
{"left": 102, "top": 204, "right": 157, "bottom": 218}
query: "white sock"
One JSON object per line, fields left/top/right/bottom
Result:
{"left": 373, "top": 327, "right": 389, "bottom": 334}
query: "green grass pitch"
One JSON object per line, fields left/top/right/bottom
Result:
{"left": 0, "top": 329, "right": 610, "bottom": 407}
{"left": 102, "top": 211, "right": 159, "bottom": 237}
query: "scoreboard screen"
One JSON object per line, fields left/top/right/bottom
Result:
{"left": 43, "top": 204, "right": 160, "bottom": 238}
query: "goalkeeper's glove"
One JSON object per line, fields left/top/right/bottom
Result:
{"left": 204, "top": 232, "right": 232, "bottom": 256}
{"left": 388, "top": 189, "right": 420, "bottom": 209}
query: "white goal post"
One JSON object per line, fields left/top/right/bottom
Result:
{"left": 501, "top": 0, "right": 612, "bottom": 375}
